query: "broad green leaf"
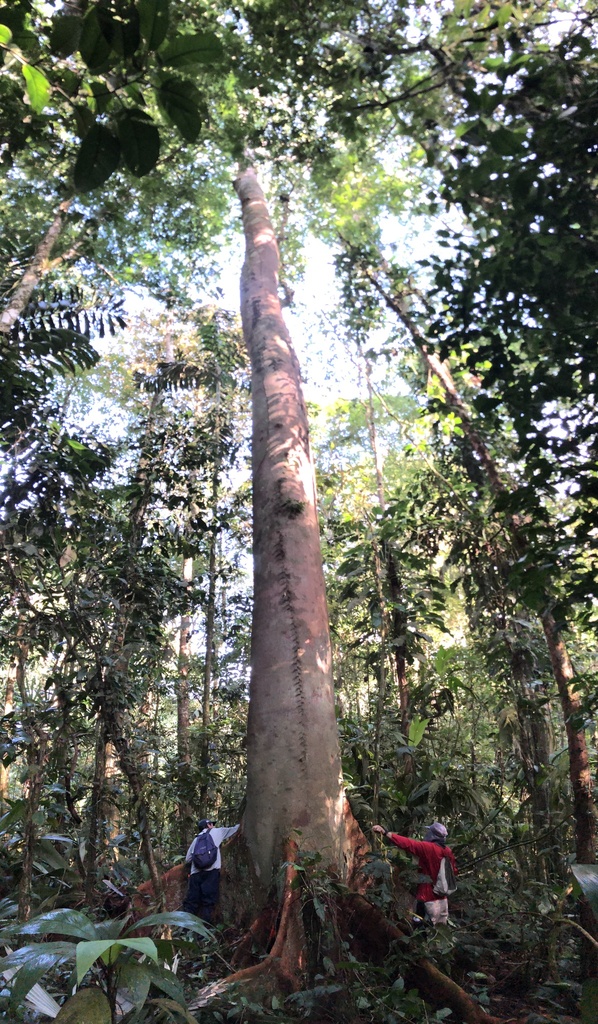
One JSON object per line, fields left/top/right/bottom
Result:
{"left": 73, "top": 104, "right": 94, "bottom": 138}
{"left": 408, "top": 716, "right": 430, "bottom": 748}
{"left": 80, "top": 8, "right": 112, "bottom": 71}
{"left": 49, "top": 14, "right": 82, "bottom": 56}
{"left": 124, "top": 911, "right": 209, "bottom": 936}
{"left": 147, "top": 997, "right": 199, "bottom": 1024}
{"left": 488, "top": 126, "right": 525, "bottom": 156}
{"left": 116, "top": 960, "right": 151, "bottom": 1009}
{"left": 10, "top": 950, "right": 72, "bottom": 1007}
{"left": 0, "top": 801, "right": 26, "bottom": 834}
{"left": 159, "top": 31, "right": 223, "bottom": 68}
{"left": 434, "top": 647, "right": 453, "bottom": 674}
{"left": 22, "top": 65, "right": 51, "bottom": 114}
{"left": 581, "top": 979, "right": 598, "bottom": 1024}
{"left": 1, "top": 943, "right": 76, "bottom": 1005}
{"left": 571, "top": 865, "right": 598, "bottom": 923}
{"left": 97, "top": 5, "right": 140, "bottom": 59}
{"left": 496, "top": 3, "right": 512, "bottom": 26}
{"left": 0, "top": 23, "right": 12, "bottom": 44}
{"left": 55, "top": 987, "right": 111, "bottom": 1023}
{"left": 35, "top": 840, "right": 70, "bottom": 871}
{"left": 139, "top": 0, "right": 169, "bottom": 50}
{"left": 117, "top": 111, "right": 160, "bottom": 177}
{"left": 157, "top": 77, "right": 206, "bottom": 142}
{"left": 76, "top": 940, "right": 117, "bottom": 984}
{"left": 18, "top": 909, "right": 99, "bottom": 941}
{"left": 74, "top": 124, "right": 121, "bottom": 192}
{"left": 117, "top": 937, "right": 159, "bottom": 962}
{"left": 143, "top": 962, "right": 186, "bottom": 1003}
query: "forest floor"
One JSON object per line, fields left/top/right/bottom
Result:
{"left": 174, "top": 917, "right": 584, "bottom": 1024}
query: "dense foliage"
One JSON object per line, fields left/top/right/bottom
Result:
{"left": 0, "top": 0, "right": 597, "bottom": 1021}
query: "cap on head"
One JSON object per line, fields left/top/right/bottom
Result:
{"left": 197, "top": 818, "right": 214, "bottom": 832}
{"left": 424, "top": 821, "right": 448, "bottom": 844}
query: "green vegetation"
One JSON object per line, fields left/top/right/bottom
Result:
{"left": 0, "top": 0, "right": 596, "bottom": 1021}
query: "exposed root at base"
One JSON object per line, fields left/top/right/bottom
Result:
{"left": 186, "top": 853, "right": 503, "bottom": 1024}
{"left": 343, "top": 893, "right": 501, "bottom": 1024}
{"left": 189, "top": 850, "right": 304, "bottom": 1010}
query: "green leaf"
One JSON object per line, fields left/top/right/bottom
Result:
{"left": 139, "top": 0, "right": 169, "bottom": 50}
{"left": 434, "top": 647, "right": 453, "bottom": 674}
{"left": 18, "top": 909, "right": 99, "bottom": 941}
{"left": 496, "top": 3, "right": 512, "bottom": 26}
{"left": 117, "top": 111, "right": 160, "bottom": 177}
{"left": 54, "top": 987, "right": 111, "bottom": 1023}
{"left": 488, "top": 126, "right": 525, "bottom": 156}
{"left": 0, "top": 801, "right": 26, "bottom": 835}
{"left": 408, "top": 716, "right": 430, "bottom": 747}
{"left": 147, "top": 997, "right": 199, "bottom": 1024}
{"left": 0, "top": 23, "right": 12, "bottom": 45}
{"left": 144, "top": 962, "right": 186, "bottom": 1003}
{"left": 49, "top": 14, "right": 82, "bottom": 56}
{"left": 571, "top": 865, "right": 598, "bottom": 923}
{"left": 159, "top": 31, "right": 223, "bottom": 68}
{"left": 22, "top": 65, "right": 51, "bottom": 114}
{"left": 117, "top": 938, "right": 159, "bottom": 962}
{"left": 80, "top": 8, "right": 112, "bottom": 71}
{"left": 74, "top": 124, "right": 121, "bottom": 192}
{"left": 1, "top": 943, "right": 76, "bottom": 1004}
{"left": 157, "top": 77, "right": 206, "bottom": 142}
{"left": 73, "top": 104, "right": 94, "bottom": 138}
{"left": 116, "top": 960, "right": 152, "bottom": 1009}
{"left": 76, "top": 940, "right": 118, "bottom": 984}
{"left": 124, "top": 911, "right": 210, "bottom": 936}
{"left": 97, "top": 4, "right": 140, "bottom": 59}
{"left": 581, "top": 979, "right": 598, "bottom": 1024}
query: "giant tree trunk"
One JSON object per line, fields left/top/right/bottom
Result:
{"left": 133, "top": 171, "right": 506, "bottom": 1022}
{"left": 234, "top": 165, "right": 353, "bottom": 889}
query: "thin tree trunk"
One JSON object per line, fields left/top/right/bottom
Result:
{"left": 234, "top": 165, "right": 351, "bottom": 888}
{"left": 103, "top": 741, "right": 120, "bottom": 841}
{"left": 108, "top": 710, "right": 165, "bottom": 909}
{"left": 0, "top": 199, "right": 71, "bottom": 336}
{"left": 200, "top": 378, "right": 222, "bottom": 816}
{"left": 177, "top": 557, "right": 194, "bottom": 848}
{"left": 0, "top": 617, "right": 25, "bottom": 806}
{"left": 12, "top": 637, "right": 45, "bottom": 922}
{"left": 84, "top": 719, "right": 108, "bottom": 905}
{"left": 359, "top": 343, "right": 411, "bottom": 743}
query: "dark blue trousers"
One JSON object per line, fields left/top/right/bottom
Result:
{"left": 183, "top": 868, "right": 221, "bottom": 923}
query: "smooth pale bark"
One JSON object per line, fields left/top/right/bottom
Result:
{"left": 0, "top": 199, "right": 71, "bottom": 336}
{"left": 234, "top": 167, "right": 349, "bottom": 887}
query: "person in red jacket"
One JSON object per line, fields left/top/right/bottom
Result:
{"left": 372, "top": 821, "right": 457, "bottom": 925}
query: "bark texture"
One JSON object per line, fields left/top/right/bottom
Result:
{"left": 234, "top": 167, "right": 350, "bottom": 888}
{"left": 0, "top": 199, "right": 71, "bottom": 336}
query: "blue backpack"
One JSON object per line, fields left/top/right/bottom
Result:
{"left": 192, "top": 830, "right": 217, "bottom": 870}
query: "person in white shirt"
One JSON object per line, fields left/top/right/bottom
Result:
{"left": 182, "top": 818, "right": 240, "bottom": 923}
